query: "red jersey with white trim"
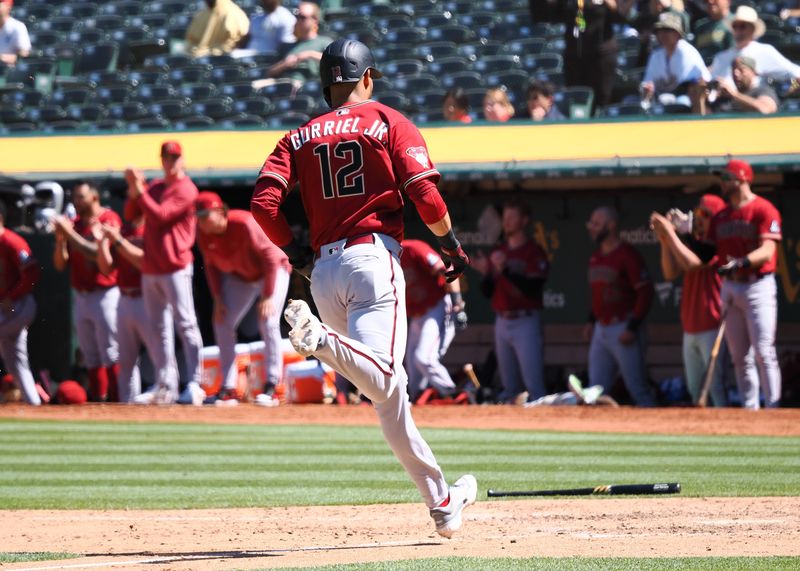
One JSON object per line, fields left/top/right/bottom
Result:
{"left": 71, "top": 209, "right": 121, "bottom": 290}
{"left": 708, "top": 195, "right": 782, "bottom": 276}
{"left": 198, "top": 209, "right": 290, "bottom": 298}
{"left": 588, "top": 242, "right": 652, "bottom": 325}
{"left": 257, "top": 100, "right": 440, "bottom": 250}
{"left": 116, "top": 222, "right": 144, "bottom": 291}
{"left": 490, "top": 239, "right": 549, "bottom": 312}
{"left": 400, "top": 239, "right": 446, "bottom": 317}
{"left": 681, "top": 262, "right": 722, "bottom": 333}
{"left": 0, "top": 228, "right": 40, "bottom": 301}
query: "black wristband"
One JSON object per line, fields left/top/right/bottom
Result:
{"left": 436, "top": 229, "right": 460, "bottom": 251}
{"left": 739, "top": 257, "right": 752, "bottom": 269}
{"left": 626, "top": 317, "right": 642, "bottom": 332}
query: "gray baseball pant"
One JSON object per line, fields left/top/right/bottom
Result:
{"left": 214, "top": 268, "right": 290, "bottom": 391}
{"left": 142, "top": 264, "right": 202, "bottom": 393}
{"left": 73, "top": 286, "right": 119, "bottom": 367}
{"left": 0, "top": 294, "right": 40, "bottom": 405}
{"left": 721, "top": 275, "right": 781, "bottom": 409}
{"left": 683, "top": 329, "right": 731, "bottom": 407}
{"left": 406, "top": 296, "right": 456, "bottom": 401}
{"left": 494, "top": 312, "right": 546, "bottom": 402}
{"left": 589, "top": 321, "right": 656, "bottom": 406}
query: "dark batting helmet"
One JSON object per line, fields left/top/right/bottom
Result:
{"left": 319, "top": 38, "right": 383, "bottom": 106}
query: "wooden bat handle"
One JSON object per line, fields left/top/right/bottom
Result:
{"left": 463, "top": 363, "right": 481, "bottom": 389}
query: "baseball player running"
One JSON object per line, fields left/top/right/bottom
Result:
{"left": 677, "top": 160, "right": 782, "bottom": 408}
{"left": 252, "top": 39, "right": 477, "bottom": 538}
{"left": 0, "top": 201, "right": 41, "bottom": 405}
{"left": 471, "top": 200, "right": 550, "bottom": 404}
{"left": 584, "top": 206, "right": 656, "bottom": 406}
{"left": 97, "top": 215, "right": 173, "bottom": 403}
{"left": 400, "top": 238, "right": 464, "bottom": 404}
{"left": 196, "top": 191, "right": 290, "bottom": 401}
{"left": 52, "top": 181, "right": 121, "bottom": 402}
{"left": 124, "top": 141, "right": 204, "bottom": 406}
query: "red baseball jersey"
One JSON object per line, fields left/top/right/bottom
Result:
{"left": 400, "top": 239, "right": 446, "bottom": 317}
{"left": 490, "top": 239, "right": 549, "bottom": 312}
{"left": 588, "top": 242, "right": 653, "bottom": 324}
{"left": 708, "top": 195, "right": 782, "bottom": 276}
{"left": 681, "top": 262, "right": 722, "bottom": 333}
{"left": 0, "top": 228, "right": 40, "bottom": 301}
{"left": 115, "top": 222, "right": 145, "bottom": 291}
{"left": 198, "top": 209, "right": 290, "bottom": 298}
{"left": 70, "top": 209, "right": 120, "bottom": 291}
{"left": 126, "top": 176, "right": 198, "bottom": 275}
{"left": 256, "top": 100, "right": 440, "bottom": 250}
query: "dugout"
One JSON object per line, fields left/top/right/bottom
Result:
{"left": 1, "top": 113, "right": 799, "bottom": 399}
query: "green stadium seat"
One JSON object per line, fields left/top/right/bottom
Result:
{"left": 267, "top": 112, "right": 311, "bottom": 128}
{"left": 410, "top": 89, "right": 445, "bottom": 112}
{"left": 179, "top": 82, "right": 218, "bottom": 101}
{"left": 59, "top": 3, "right": 99, "bottom": 19}
{"left": 414, "top": 41, "right": 459, "bottom": 61}
{"left": 441, "top": 71, "right": 484, "bottom": 90}
{"left": 66, "top": 103, "right": 108, "bottom": 122}
{"left": 257, "top": 79, "right": 295, "bottom": 99}
{"left": 127, "top": 117, "right": 171, "bottom": 132}
{"left": 44, "top": 120, "right": 84, "bottom": 133}
{"left": 174, "top": 115, "right": 216, "bottom": 130}
{"left": 168, "top": 65, "right": 211, "bottom": 84}
{"left": 427, "top": 25, "right": 474, "bottom": 44}
{"left": 376, "top": 91, "right": 411, "bottom": 111}
{"left": 428, "top": 56, "right": 470, "bottom": 75}
{"left": 554, "top": 86, "right": 595, "bottom": 119}
{"left": 485, "top": 69, "right": 529, "bottom": 93}
{"left": 233, "top": 97, "right": 274, "bottom": 117}
{"left": 383, "top": 59, "right": 425, "bottom": 77}
{"left": 6, "top": 122, "right": 40, "bottom": 133}
{"left": 75, "top": 43, "right": 120, "bottom": 74}
{"left": 191, "top": 97, "right": 234, "bottom": 120}
{"left": 89, "top": 119, "right": 125, "bottom": 132}
{"left": 220, "top": 114, "right": 266, "bottom": 128}
{"left": 149, "top": 98, "right": 189, "bottom": 120}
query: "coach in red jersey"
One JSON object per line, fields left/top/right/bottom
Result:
{"left": 0, "top": 201, "right": 41, "bottom": 405}
{"left": 124, "top": 141, "right": 204, "bottom": 405}
{"left": 650, "top": 194, "right": 736, "bottom": 406}
{"left": 679, "top": 160, "right": 782, "bottom": 408}
{"left": 252, "top": 39, "right": 476, "bottom": 538}
{"left": 584, "top": 206, "right": 656, "bottom": 406}
{"left": 53, "top": 181, "right": 121, "bottom": 402}
{"left": 196, "top": 191, "right": 290, "bottom": 401}
{"left": 472, "top": 200, "right": 549, "bottom": 404}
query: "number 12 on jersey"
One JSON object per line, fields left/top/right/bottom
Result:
{"left": 313, "top": 141, "right": 365, "bottom": 199}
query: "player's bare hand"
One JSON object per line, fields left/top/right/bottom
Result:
{"left": 649, "top": 212, "right": 671, "bottom": 240}
{"left": 582, "top": 322, "right": 594, "bottom": 342}
{"left": 124, "top": 167, "right": 145, "bottom": 197}
{"left": 101, "top": 224, "right": 121, "bottom": 242}
{"left": 258, "top": 297, "right": 276, "bottom": 320}
{"left": 470, "top": 250, "right": 489, "bottom": 275}
{"left": 489, "top": 250, "right": 506, "bottom": 273}
{"left": 618, "top": 329, "right": 636, "bottom": 345}
{"left": 52, "top": 215, "right": 73, "bottom": 233}
{"left": 716, "top": 78, "right": 737, "bottom": 98}
{"left": 441, "top": 245, "right": 469, "bottom": 283}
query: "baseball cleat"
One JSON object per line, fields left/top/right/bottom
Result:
{"left": 177, "top": 382, "right": 206, "bottom": 406}
{"left": 283, "top": 299, "right": 313, "bottom": 328}
{"left": 133, "top": 384, "right": 175, "bottom": 405}
{"left": 285, "top": 299, "right": 323, "bottom": 356}
{"left": 429, "top": 474, "right": 477, "bottom": 538}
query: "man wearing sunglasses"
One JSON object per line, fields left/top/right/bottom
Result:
{"left": 267, "top": 2, "right": 332, "bottom": 83}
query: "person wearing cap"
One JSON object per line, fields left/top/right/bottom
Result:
{"left": 52, "top": 181, "right": 122, "bottom": 402}
{"left": 709, "top": 5, "right": 800, "bottom": 83}
{"left": 0, "top": 0, "right": 31, "bottom": 66}
{"left": 195, "top": 191, "right": 290, "bottom": 402}
{"left": 650, "top": 195, "right": 742, "bottom": 406}
{"left": 692, "top": 0, "right": 734, "bottom": 55}
{"left": 711, "top": 56, "right": 780, "bottom": 114}
{"left": 266, "top": 2, "right": 332, "bottom": 83}
{"left": 675, "top": 160, "right": 783, "bottom": 409}
{"left": 185, "top": 0, "right": 250, "bottom": 58}
{"left": 124, "top": 141, "right": 204, "bottom": 406}
{"left": 640, "top": 11, "right": 711, "bottom": 108}
{"left": 97, "top": 211, "right": 171, "bottom": 404}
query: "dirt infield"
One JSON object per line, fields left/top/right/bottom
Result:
{"left": 1, "top": 405, "right": 799, "bottom": 570}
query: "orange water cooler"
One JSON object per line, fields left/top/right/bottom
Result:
{"left": 283, "top": 360, "right": 336, "bottom": 404}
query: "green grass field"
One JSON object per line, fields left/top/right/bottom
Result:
{"left": 0, "top": 419, "right": 798, "bottom": 509}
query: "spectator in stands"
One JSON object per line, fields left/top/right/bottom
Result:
{"left": 526, "top": 80, "right": 565, "bottom": 121}
{"left": 781, "top": 2, "right": 800, "bottom": 20}
{"left": 640, "top": 12, "right": 710, "bottom": 109}
{"left": 707, "top": 56, "right": 780, "bottom": 115}
{"left": 266, "top": 2, "right": 332, "bottom": 82}
{"left": 246, "top": 0, "right": 296, "bottom": 55}
{"left": 442, "top": 88, "right": 472, "bottom": 123}
{"left": 693, "top": 0, "right": 734, "bottom": 55}
{"left": 0, "top": 0, "right": 30, "bottom": 66}
{"left": 185, "top": 0, "right": 250, "bottom": 58}
{"left": 482, "top": 87, "right": 515, "bottom": 122}
{"left": 710, "top": 6, "right": 800, "bottom": 83}
{"left": 534, "top": 0, "right": 635, "bottom": 112}
{"left": 636, "top": 0, "right": 691, "bottom": 64}
{"left": 584, "top": 206, "right": 656, "bottom": 406}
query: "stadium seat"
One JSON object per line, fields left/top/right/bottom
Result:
{"left": 376, "top": 91, "right": 411, "bottom": 111}
{"left": 145, "top": 0, "right": 187, "bottom": 16}
{"left": 233, "top": 97, "right": 274, "bottom": 117}
{"left": 67, "top": 28, "right": 107, "bottom": 46}
{"left": 375, "top": 15, "right": 414, "bottom": 33}
{"left": 51, "top": 87, "right": 94, "bottom": 106}
{"left": 66, "top": 103, "right": 108, "bottom": 122}
{"left": 521, "top": 53, "right": 563, "bottom": 74}
{"left": 191, "top": 97, "right": 235, "bottom": 120}
{"left": 196, "top": 54, "right": 238, "bottom": 68}
{"left": 108, "top": 102, "right": 149, "bottom": 121}
{"left": 0, "top": 105, "right": 27, "bottom": 125}
{"left": 149, "top": 98, "right": 189, "bottom": 120}
{"left": 111, "top": 27, "right": 153, "bottom": 44}
{"left": 414, "top": 42, "right": 459, "bottom": 61}
{"left": 383, "top": 59, "right": 425, "bottom": 77}
{"left": 394, "top": 74, "right": 441, "bottom": 92}
{"left": 40, "top": 16, "right": 78, "bottom": 34}
{"left": 96, "top": 84, "right": 132, "bottom": 104}
{"left": 485, "top": 70, "right": 529, "bottom": 93}
{"left": 20, "top": 4, "right": 56, "bottom": 23}
{"left": 136, "top": 84, "right": 178, "bottom": 102}
{"left": 89, "top": 119, "right": 125, "bottom": 132}
{"left": 373, "top": 44, "right": 419, "bottom": 63}
{"left": 503, "top": 38, "right": 547, "bottom": 57}
{"left": 179, "top": 83, "right": 218, "bottom": 102}
{"left": 129, "top": 70, "right": 169, "bottom": 86}
{"left": 5, "top": 122, "right": 39, "bottom": 133}
{"left": 266, "top": 112, "right": 311, "bottom": 128}
{"left": 239, "top": 53, "right": 281, "bottom": 68}
{"left": 86, "top": 15, "right": 126, "bottom": 33}
{"left": 427, "top": 25, "right": 474, "bottom": 44}
{"left": 3, "top": 88, "right": 47, "bottom": 108}
{"left": 441, "top": 71, "right": 484, "bottom": 90}
{"left": 602, "top": 103, "right": 645, "bottom": 118}
{"left": 133, "top": 14, "right": 170, "bottom": 29}
{"left": 554, "top": 86, "right": 595, "bottom": 119}
{"left": 27, "top": 105, "right": 67, "bottom": 124}
{"left": 457, "top": 41, "right": 504, "bottom": 62}
{"left": 220, "top": 81, "right": 256, "bottom": 100}
{"left": 428, "top": 56, "right": 470, "bottom": 75}
{"left": 257, "top": 79, "right": 296, "bottom": 100}
{"left": 462, "top": 87, "right": 489, "bottom": 111}
{"left": 44, "top": 120, "right": 84, "bottom": 133}
{"left": 75, "top": 43, "right": 120, "bottom": 74}
{"left": 59, "top": 3, "right": 99, "bottom": 19}
{"left": 385, "top": 28, "right": 427, "bottom": 44}
{"left": 127, "top": 117, "right": 171, "bottom": 132}
{"left": 782, "top": 99, "right": 800, "bottom": 112}
{"left": 414, "top": 14, "right": 454, "bottom": 29}
{"left": 297, "top": 80, "right": 322, "bottom": 98}
{"left": 169, "top": 65, "right": 211, "bottom": 85}
{"left": 220, "top": 114, "right": 266, "bottom": 128}
{"left": 103, "top": 1, "right": 142, "bottom": 17}
{"left": 413, "top": 111, "right": 446, "bottom": 123}
{"left": 473, "top": 55, "right": 522, "bottom": 74}
{"left": 210, "top": 65, "right": 248, "bottom": 84}
{"left": 174, "top": 115, "right": 216, "bottom": 130}
{"left": 276, "top": 95, "right": 317, "bottom": 115}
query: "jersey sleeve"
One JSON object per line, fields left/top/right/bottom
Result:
{"left": 257, "top": 134, "right": 297, "bottom": 190}
{"left": 5, "top": 235, "right": 40, "bottom": 300}
{"left": 625, "top": 247, "right": 654, "bottom": 321}
{"left": 389, "top": 119, "right": 440, "bottom": 191}
{"left": 757, "top": 201, "right": 782, "bottom": 242}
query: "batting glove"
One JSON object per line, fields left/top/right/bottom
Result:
{"left": 666, "top": 208, "right": 692, "bottom": 235}
{"left": 717, "top": 257, "right": 751, "bottom": 276}
{"left": 282, "top": 240, "right": 314, "bottom": 278}
{"left": 437, "top": 229, "right": 469, "bottom": 283}
{"left": 454, "top": 310, "right": 468, "bottom": 331}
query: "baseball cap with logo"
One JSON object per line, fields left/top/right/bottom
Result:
{"left": 712, "top": 159, "right": 754, "bottom": 183}
{"left": 56, "top": 380, "right": 87, "bottom": 405}
{"left": 697, "top": 194, "right": 726, "bottom": 216}
{"left": 160, "top": 140, "right": 183, "bottom": 157}
{"left": 196, "top": 191, "right": 224, "bottom": 216}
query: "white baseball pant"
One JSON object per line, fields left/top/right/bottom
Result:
{"left": 142, "top": 264, "right": 202, "bottom": 393}
{"left": 309, "top": 234, "right": 449, "bottom": 508}
{"left": 406, "top": 296, "right": 456, "bottom": 401}
{"left": 73, "top": 286, "right": 119, "bottom": 368}
{"left": 0, "top": 294, "right": 40, "bottom": 405}
{"left": 214, "top": 268, "right": 290, "bottom": 390}
{"left": 494, "top": 312, "right": 546, "bottom": 402}
{"left": 589, "top": 321, "right": 656, "bottom": 407}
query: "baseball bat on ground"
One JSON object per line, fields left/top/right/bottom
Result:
{"left": 487, "top": 482, "right": 681, "bottom": 497}
{"left": 696, "top": 317, "right": 726, "bottom": 407}
{"left": 462, "top": 363, "right": 481, "bottom": 388}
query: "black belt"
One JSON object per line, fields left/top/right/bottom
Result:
{"left": 498, "top": 309, "right": 536, "bottom": 319}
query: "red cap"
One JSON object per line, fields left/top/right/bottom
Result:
{"left": 56, "top": 380, "right": 87, "bottom": 405}
{"left": 0, "top": 1, "right": 14, "bottom": 7}
{"left": 160, "top": 140, "right": 183, "bottom": 157}
{"left": 698, "top": 194, "right": 726, "bottom": 216}
{"left": 714, "top": 159, "right": 753, "bottom": 183}
{"left": 196, "top": 191, "right": 224, "bottom": 214}
{"left": 0, "top": 373, "right": 13, "bottom": 388}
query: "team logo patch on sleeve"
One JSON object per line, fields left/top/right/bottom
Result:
{"left": 406, "top": 146, "right": 430, "bottom": 168}
{"left": 769, "top": 220, "right": 781, "bottom": 234}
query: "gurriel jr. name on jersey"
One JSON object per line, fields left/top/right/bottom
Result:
{"left": 289, "top": 118, "right": 388, "bottom": 150}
